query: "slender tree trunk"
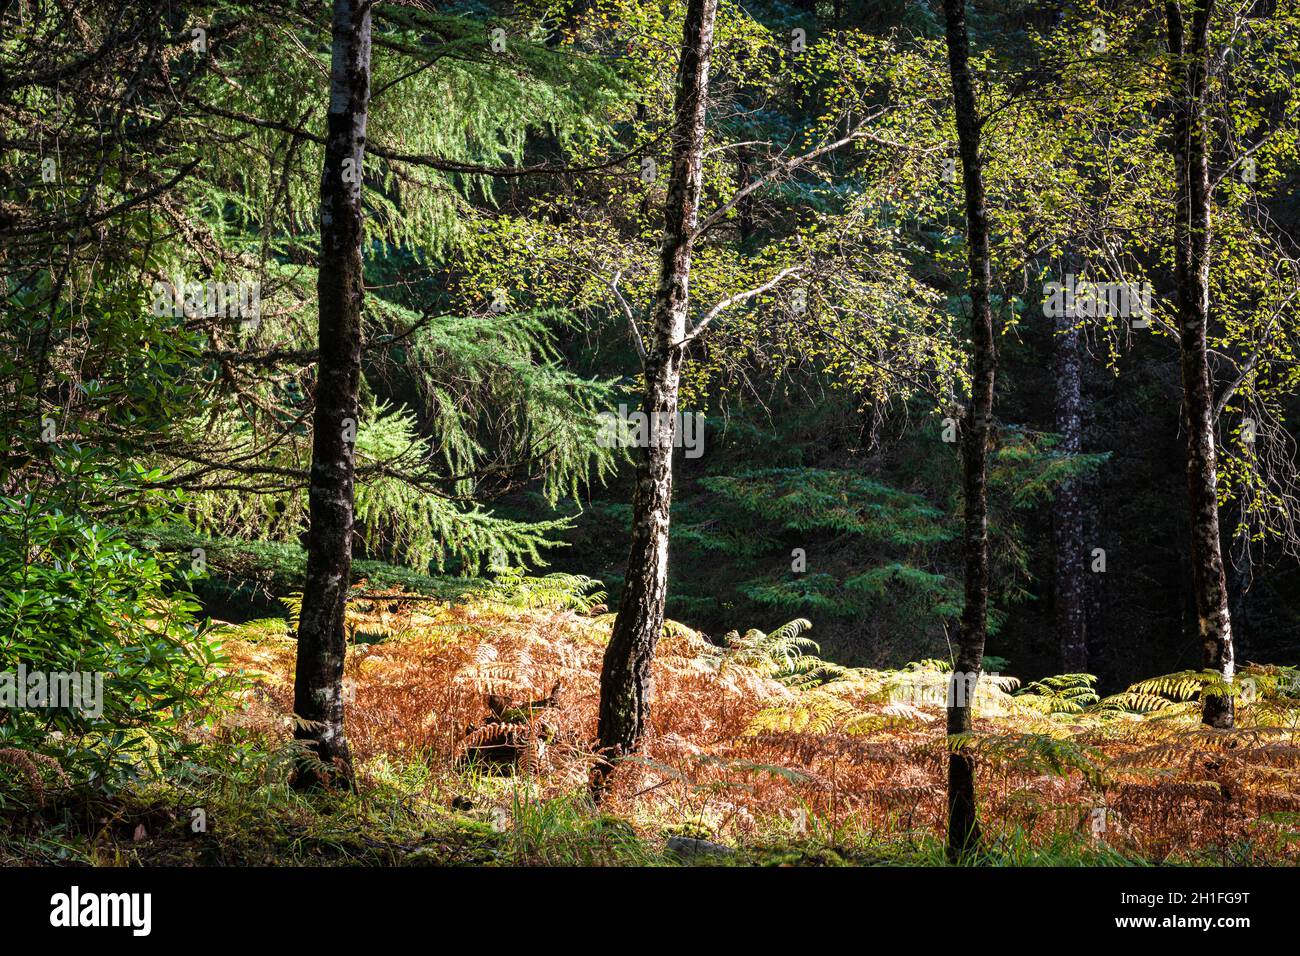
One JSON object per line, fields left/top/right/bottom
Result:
{"left": 1084, "top": 368, "right": 1110, "bottom": 684}
{"left": 1053, "top": 308, "right": 1088, "bottom": 672}
{"left": 941, "top": 0, "right": 995, "bottom": 861}
{"left": 292, "top": 0, "right": 371, "bottom": 787}
{"left": 593, "top": 0, "right": 717, "bottom": 797}
{"left": 1084, "top": 477, "right": 1107, "bottom": 682}
{"left": 1166, "top": 0, "right": 1235, "bottom": 729}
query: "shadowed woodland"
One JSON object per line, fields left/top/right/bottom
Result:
{"left": 3, "top": 0, "right": 1300, "bottom": 869}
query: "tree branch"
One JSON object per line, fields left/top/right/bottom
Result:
{"left": 675, "top": 266, "right": 803, "bottom": 347}
{"left": 693, "top": 119, "right": 935, "bottom": 240}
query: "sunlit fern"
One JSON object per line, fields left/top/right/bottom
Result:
{"left": 882, "top": 660, "right": 1024, "bottom": 718}
{"left": 1014, "top": 674, "right": 1100, "bottom": 715}
{"left": 1099, "top": 669, "right": 1239, "bottom": 715}
{"left": 278, "top": 588, "right": 423, "bottom": 643}
{"left": 720, "top": 618, "right": 818, "bottom": 679}
{"left": 1232, "top": 664, "right": 1300, "bottom": 725}
{"left": 588, "top": 614, "right": 713, "bottom": 655}
{"left": 748, "top": 653, "right": 1042, "bottom": 738}
{"left": 947, "top": 731, "right": 1107, "bottom": 789}
{"left": 748, "top": 684, "right": 914, "bottom": 736}
{"left": 471, "top": 567, "right": 607, "bottom": 613}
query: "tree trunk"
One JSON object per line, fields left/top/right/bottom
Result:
{"left": 292, "top": 0, "right": 371, "bottom": 787}
{"left": 1053, "top": 308, "right": 1088, "bottom": 672}
{"left": 593, "top": 0, "right": 717, "bottom": 796}
{"left": 1166, "top": 0, "right": 1235, "bottom": 729}
{"left": 941, "top": 0, "right": 995, "bottom": 861}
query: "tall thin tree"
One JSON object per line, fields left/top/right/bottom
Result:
{"left": 292, "top": 0, "right": 372, "bottom": 787}
{"left": 941, "top": 0, "right": 996, "bottom": 860}
{"left": 593, "top": 0, "right": 718, "bottom": 795}
{"left": 1054, "top": 305, "right": 1088, "bottom": 673}
{"left": 1165, "top": 0, "right": 1236, "bottom": 729}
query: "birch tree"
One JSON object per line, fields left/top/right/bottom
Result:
{"left": 1164, "top": 0, "right": 1236, "bottom": 729}
{"left": 593, "top": 0, "right": 720, "bottom": 794}
{"left": 1054, "top": 311, "right": 1088, "bottom": 674}
{"left": 292, "top": 0, "right": 372, "bottom": 787}
{"left": 940, "top": 0, "right": 995, "bottom": 860}
{"left": 584, "top": 3, "right": 967, "bottom": 795}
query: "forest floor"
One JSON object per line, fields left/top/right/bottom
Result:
{"left": 3, "top": 589, "right": 1299, "bottom": 866}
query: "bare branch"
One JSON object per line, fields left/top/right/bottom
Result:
{"left": 608, "top": 270, "right": 647, "bottom": 363}
{"left": 676, "top": 266, "right": 803, "bottom": 347}
{"left": 693, "top": 119, "right": 937, "bottom": 240}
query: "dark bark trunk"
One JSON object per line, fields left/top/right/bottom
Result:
{"left": 592, "top": 0, "right": 717, "bottom": 797}
{"left": 1053, "top": 309, "right": 1088, "bottom": 672}
{"left": 941, "top": 0, "right": 995, "bottom": 861}
{"left": 1166, "top": 0, "right": 1235, "bottom": 729}
{"left": 1084, "top": 367, "right": 1110, "bottom": 685}
{"left": 1084, "top": 477, "right": 1107, "bottom": 683}
{"left": 292, "top": 0, "right": 371, "bottom": 788}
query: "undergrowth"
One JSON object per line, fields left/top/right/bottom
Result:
{"left": 2, "top": 571, "right": 1299, "bottom": 866}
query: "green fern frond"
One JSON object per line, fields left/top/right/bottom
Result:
{"left": 471, "top": 567, "right": 606, "bottom": 613}
{"left": 1016, "top": 673, "right": 1099, "bottom": 713}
